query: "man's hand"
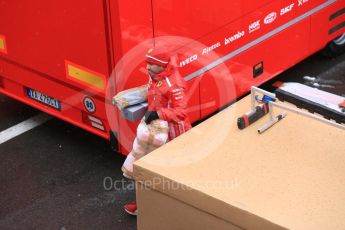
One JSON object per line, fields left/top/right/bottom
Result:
{"left": 144, "top": 111, "right": 159, "bottom": 124}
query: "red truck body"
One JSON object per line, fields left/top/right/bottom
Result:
{"left": 0, "top": 0, "right": 344, "bottom": 154}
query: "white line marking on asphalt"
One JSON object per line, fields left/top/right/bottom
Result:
{"left": 0, "top": 113, "right": 52, "bottom": 145}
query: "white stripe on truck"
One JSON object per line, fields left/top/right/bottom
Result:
{"left": 184, "top": 0, "right": 336, "bottom": 81}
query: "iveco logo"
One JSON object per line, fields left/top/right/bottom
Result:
{"left": 264, "top": 12, "right": 277, "bottom": 24}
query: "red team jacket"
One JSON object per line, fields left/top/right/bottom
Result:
{"left": 147, "top": 65, "right": 192, "bottom": 140}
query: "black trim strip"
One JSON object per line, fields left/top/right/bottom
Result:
{"left": 150, "top": 0, "right": 156, "bottom": 46}
{"left": 275, "top": 89, "right": 345, "bottom": 124}
{"left": 110, "top": 131, "right": 119, "bottom": 152}
{"left": 102, "top": 0, "right": 115, "bottom": 73}
{"left": 329, "top": 21, "right": 345, "bottom": 34}
{"left": 0, "top": 76, "right": 3, "bottom": 88}
{"left": 330, "top": 7, "right": 345, "bottom": 21}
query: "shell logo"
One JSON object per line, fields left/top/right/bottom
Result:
{"left": 264, "top": 12, "right": 277, "bottom": 24}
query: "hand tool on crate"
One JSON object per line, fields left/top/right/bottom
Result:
{"left": 257, "top": 112, "right": 287, "bottom": 134}
{"left": 237, "top": 82, "right": 345, "bottom": 133}
{"left": 237, "top": 102, "right": 269, "bottom": 130}
{"left": 237, "top": 88, "right": 282, "bottom": 131}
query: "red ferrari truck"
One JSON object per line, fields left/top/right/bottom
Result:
{"left": 0, "top": 0, "right": 344, "bottom": 154}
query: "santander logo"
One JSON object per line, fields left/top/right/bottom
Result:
{"left": 264, "top": 12, "right": 277, "bottom": 24}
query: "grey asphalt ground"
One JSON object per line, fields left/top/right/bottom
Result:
{"left": 261, "top": 52, "right": 345, "bottom": 96}
{"left": 0, "top": 99, "right": 137, "bottom": 229}
{"left": 0, "top": 51, "right": 344, "bottom": 230}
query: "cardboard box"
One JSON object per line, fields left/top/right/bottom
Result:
{"left": 121, "top": 102, "right": 148, "bottom": 122}
{"left": 134, "top": 95, "right": 345, "bottom": 230}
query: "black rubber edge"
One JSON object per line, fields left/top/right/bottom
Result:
{"left": 329, "top": 21, "right": 345, "bottom": 35}
{"left": 330, "top": 7, "right": 345, "bottom": 21}
{"left": 275, "top": 88, "right": 345, "bottom": 124}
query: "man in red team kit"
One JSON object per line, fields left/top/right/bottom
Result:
{"left": 144, "top": 48, "right": 192, "bottom": 139}
{"left": 123, "top": 48, "right": 192, "bottom": 216}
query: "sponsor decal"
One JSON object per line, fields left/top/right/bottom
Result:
{"left": 202, "top": 42, "right": 221, "bottom": 55}
{"left": 264, "top": 12, "right": 277, "bottom": 24}
{"left": 280, "top": 3, "right": 295, "bottom": 16}
{"left": 249, "top": 20, "right": 261, "bottom": 33}
{"left": 298, "top": 0, "right": 309, "bottom": 6}
{"left": 180, "top": 54, "right": 198, "bottom": 67}
{"left": 224, "top": 31, "right": 245, "bottom": 45}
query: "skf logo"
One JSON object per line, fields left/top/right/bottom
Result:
{"left": 264, "top": 12, "right": 277, "bottom": 24}
{"left": 280, "top": 4, "right": 295, "bottom": 16}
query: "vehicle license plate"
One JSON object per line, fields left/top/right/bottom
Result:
{"left": 26, "top": 88, "right": 61, "bottom": 111}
